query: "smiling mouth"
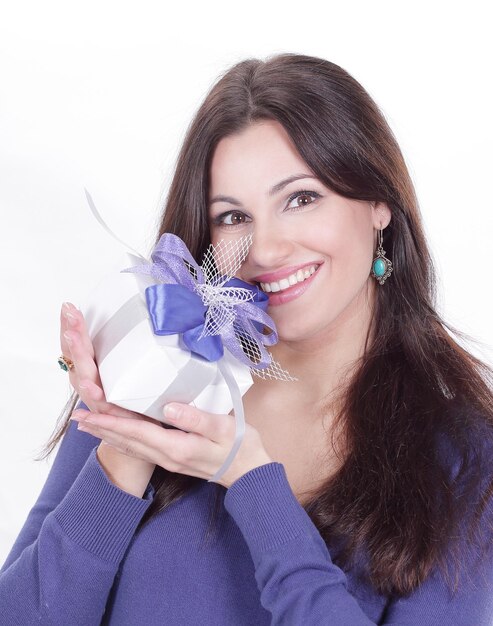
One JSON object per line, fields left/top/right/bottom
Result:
{"left": 255, "top": 264, "right": 321, "bottom": 294}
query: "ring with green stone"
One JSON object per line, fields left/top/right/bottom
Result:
{"left": 58, "top": 355, "right": 75, "bottom": 372}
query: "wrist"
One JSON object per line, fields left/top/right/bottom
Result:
{"left": 96, "top": 443, "right": 155, "bottom": 499}
{"left": 229, "top": 453, "right": 274, "bottom": 488}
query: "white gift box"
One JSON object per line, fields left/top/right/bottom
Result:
{"left": 78, "top": 252, "right": 254, "bottom": 423}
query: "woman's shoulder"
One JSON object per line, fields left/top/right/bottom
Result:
{"left": 436, "top": 399, "right": 493, "bottom": 532}
{"left": 434, "top": 400, "right": 493, "bottom": 571}
{"left": 436, "top": 399, "right": 493, "bottom": 477}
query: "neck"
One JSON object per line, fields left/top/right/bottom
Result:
{"left": 257, "top": 279, "right": 376, "bottom": 413}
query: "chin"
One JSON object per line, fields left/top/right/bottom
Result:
{"left": 272, "top": 318, "right": 316, "bottom": 343}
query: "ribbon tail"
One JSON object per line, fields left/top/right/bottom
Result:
{"left": 208, "top": 358, "right": 246, "bottom": 484}
{"left": 84, "top": 188, "right": 148, "bottom": 261}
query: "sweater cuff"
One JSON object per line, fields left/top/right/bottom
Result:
{"left": 54, "top": 446, "right": 153, "bottom": 564}
{"left": 223, "top": 462, "right": 319, "bottom": 554}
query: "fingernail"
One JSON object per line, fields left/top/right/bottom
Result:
{"left": 164, "top": 404, "right": 179, "bottom": 419}
{"left": 66, "top": 312, "right": 77, "bottom": 327}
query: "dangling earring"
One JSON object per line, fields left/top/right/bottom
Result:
{"left": 371, "top": 226, "right": 393, "bottom": 285}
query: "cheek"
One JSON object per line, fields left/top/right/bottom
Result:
{"left": 209, "top": 229, "right": 221, "bottom": 250}
{"left": 300, "top": 218, "right": 346, "bottom": 258}
{"left": 208, "top": 230, "right": 240, "bottom": 273}
{"left": 305, "top": 218, "right": 374, "bottom": 290}
{"left": 209, "top": 227, "right": 245, "bottom": 249}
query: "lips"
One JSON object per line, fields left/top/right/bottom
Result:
{"left": 252, "top": 261, "right": 323, "bottom": 284}
{"left": 262, "top": 262, "right": 323, "bottom": 306}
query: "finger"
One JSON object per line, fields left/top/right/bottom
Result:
{"left": 61, "top": 304, "right": 98, "bottom": 371}
{"left": 61, "top": 303, "right": 102, "bottom": 395}
{"left": 59, "top": 302, "right": 107, "bottom": 415}
{"left": 59, "top": 303, "right": 81, "bottom": 388}
{"left": 72, "top": 411, "right": 202, "bottom": 473}
{"left": 162, "top": 403, "right": 232, "bottom": 444}
{"left": 65, "top": 304, "right": 95, "bottom": 358}
{"left": 59, "top": 303, "right": 116, "bottom": 415}
{"left": 64, "top": 328, "right": 102, "bottom": 396}
{"left": 59, "top": 303, "right": 70, "bottom": 353}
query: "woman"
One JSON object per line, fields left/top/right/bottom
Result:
{"left": 1, "top": 52, "right": 492, "bottom": 625}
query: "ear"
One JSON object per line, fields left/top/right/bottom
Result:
{"left": 370, "top": 201, "right": 391, "bottom": 230}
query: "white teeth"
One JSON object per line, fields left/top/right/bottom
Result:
{"left": 259, "top": 265, "right": 319, "bottom": 293}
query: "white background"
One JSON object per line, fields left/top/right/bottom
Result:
{"left": 1, "top": 0, "right": 492, "bottom": 564}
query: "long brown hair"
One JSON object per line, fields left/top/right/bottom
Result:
{"left": 39, "top": 53, "right": 493, "bottom": 598}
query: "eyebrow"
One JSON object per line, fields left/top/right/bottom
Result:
{"left": 209, "top": 173, "right": 317, "bottom": 207}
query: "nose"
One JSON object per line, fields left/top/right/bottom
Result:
{"left": 244, "top": 220, "right": 295, "bottom": 276}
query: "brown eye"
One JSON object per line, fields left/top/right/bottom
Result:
{"left": 212, "top": 210, "right": 251, "bottom": 229}
{"left": 286, "top": 190, "right": 321, "bottom": 211}
{"left": 298, "top": 194, "right": 312, "bottom": 206}
{"left": 224, "top": 211, "right": 246, "bottom": 226}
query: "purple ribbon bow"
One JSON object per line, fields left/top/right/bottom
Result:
{"left": 121, "top": 233, "right": 278, "bottom": 369}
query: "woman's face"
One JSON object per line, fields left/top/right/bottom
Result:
{"left": 207, "top": 119, "right": 391, "bottom": 343}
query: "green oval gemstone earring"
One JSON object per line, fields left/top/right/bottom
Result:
{"left": 371, "top": 226, "right": 393, "bottom": 285}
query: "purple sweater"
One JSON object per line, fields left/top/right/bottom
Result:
{"left": 1, "top": 401, "right": 493, "bottom": 625}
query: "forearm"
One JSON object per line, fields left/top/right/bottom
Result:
{"left": 0, "top": 446, "right": 154, "bottom": 625}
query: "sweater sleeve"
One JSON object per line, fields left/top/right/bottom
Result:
{"left": 0, "top": 401, "right": 154, "bottom": 626}
{"left": 223, "top": 461, "right": 493, "bottom": 626}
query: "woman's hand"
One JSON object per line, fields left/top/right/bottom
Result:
{"left": 60, "top": 302, "right": 158, "bottom": 497}
{"left": 70, "top": 399, "right": 273, "bottom": 489}
{"left": 61, "top": 302, "right": 273, "bottom": 489}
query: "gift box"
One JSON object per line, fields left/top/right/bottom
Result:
{"left": 78, "top": 250, "right": 256, "bottom": 422}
